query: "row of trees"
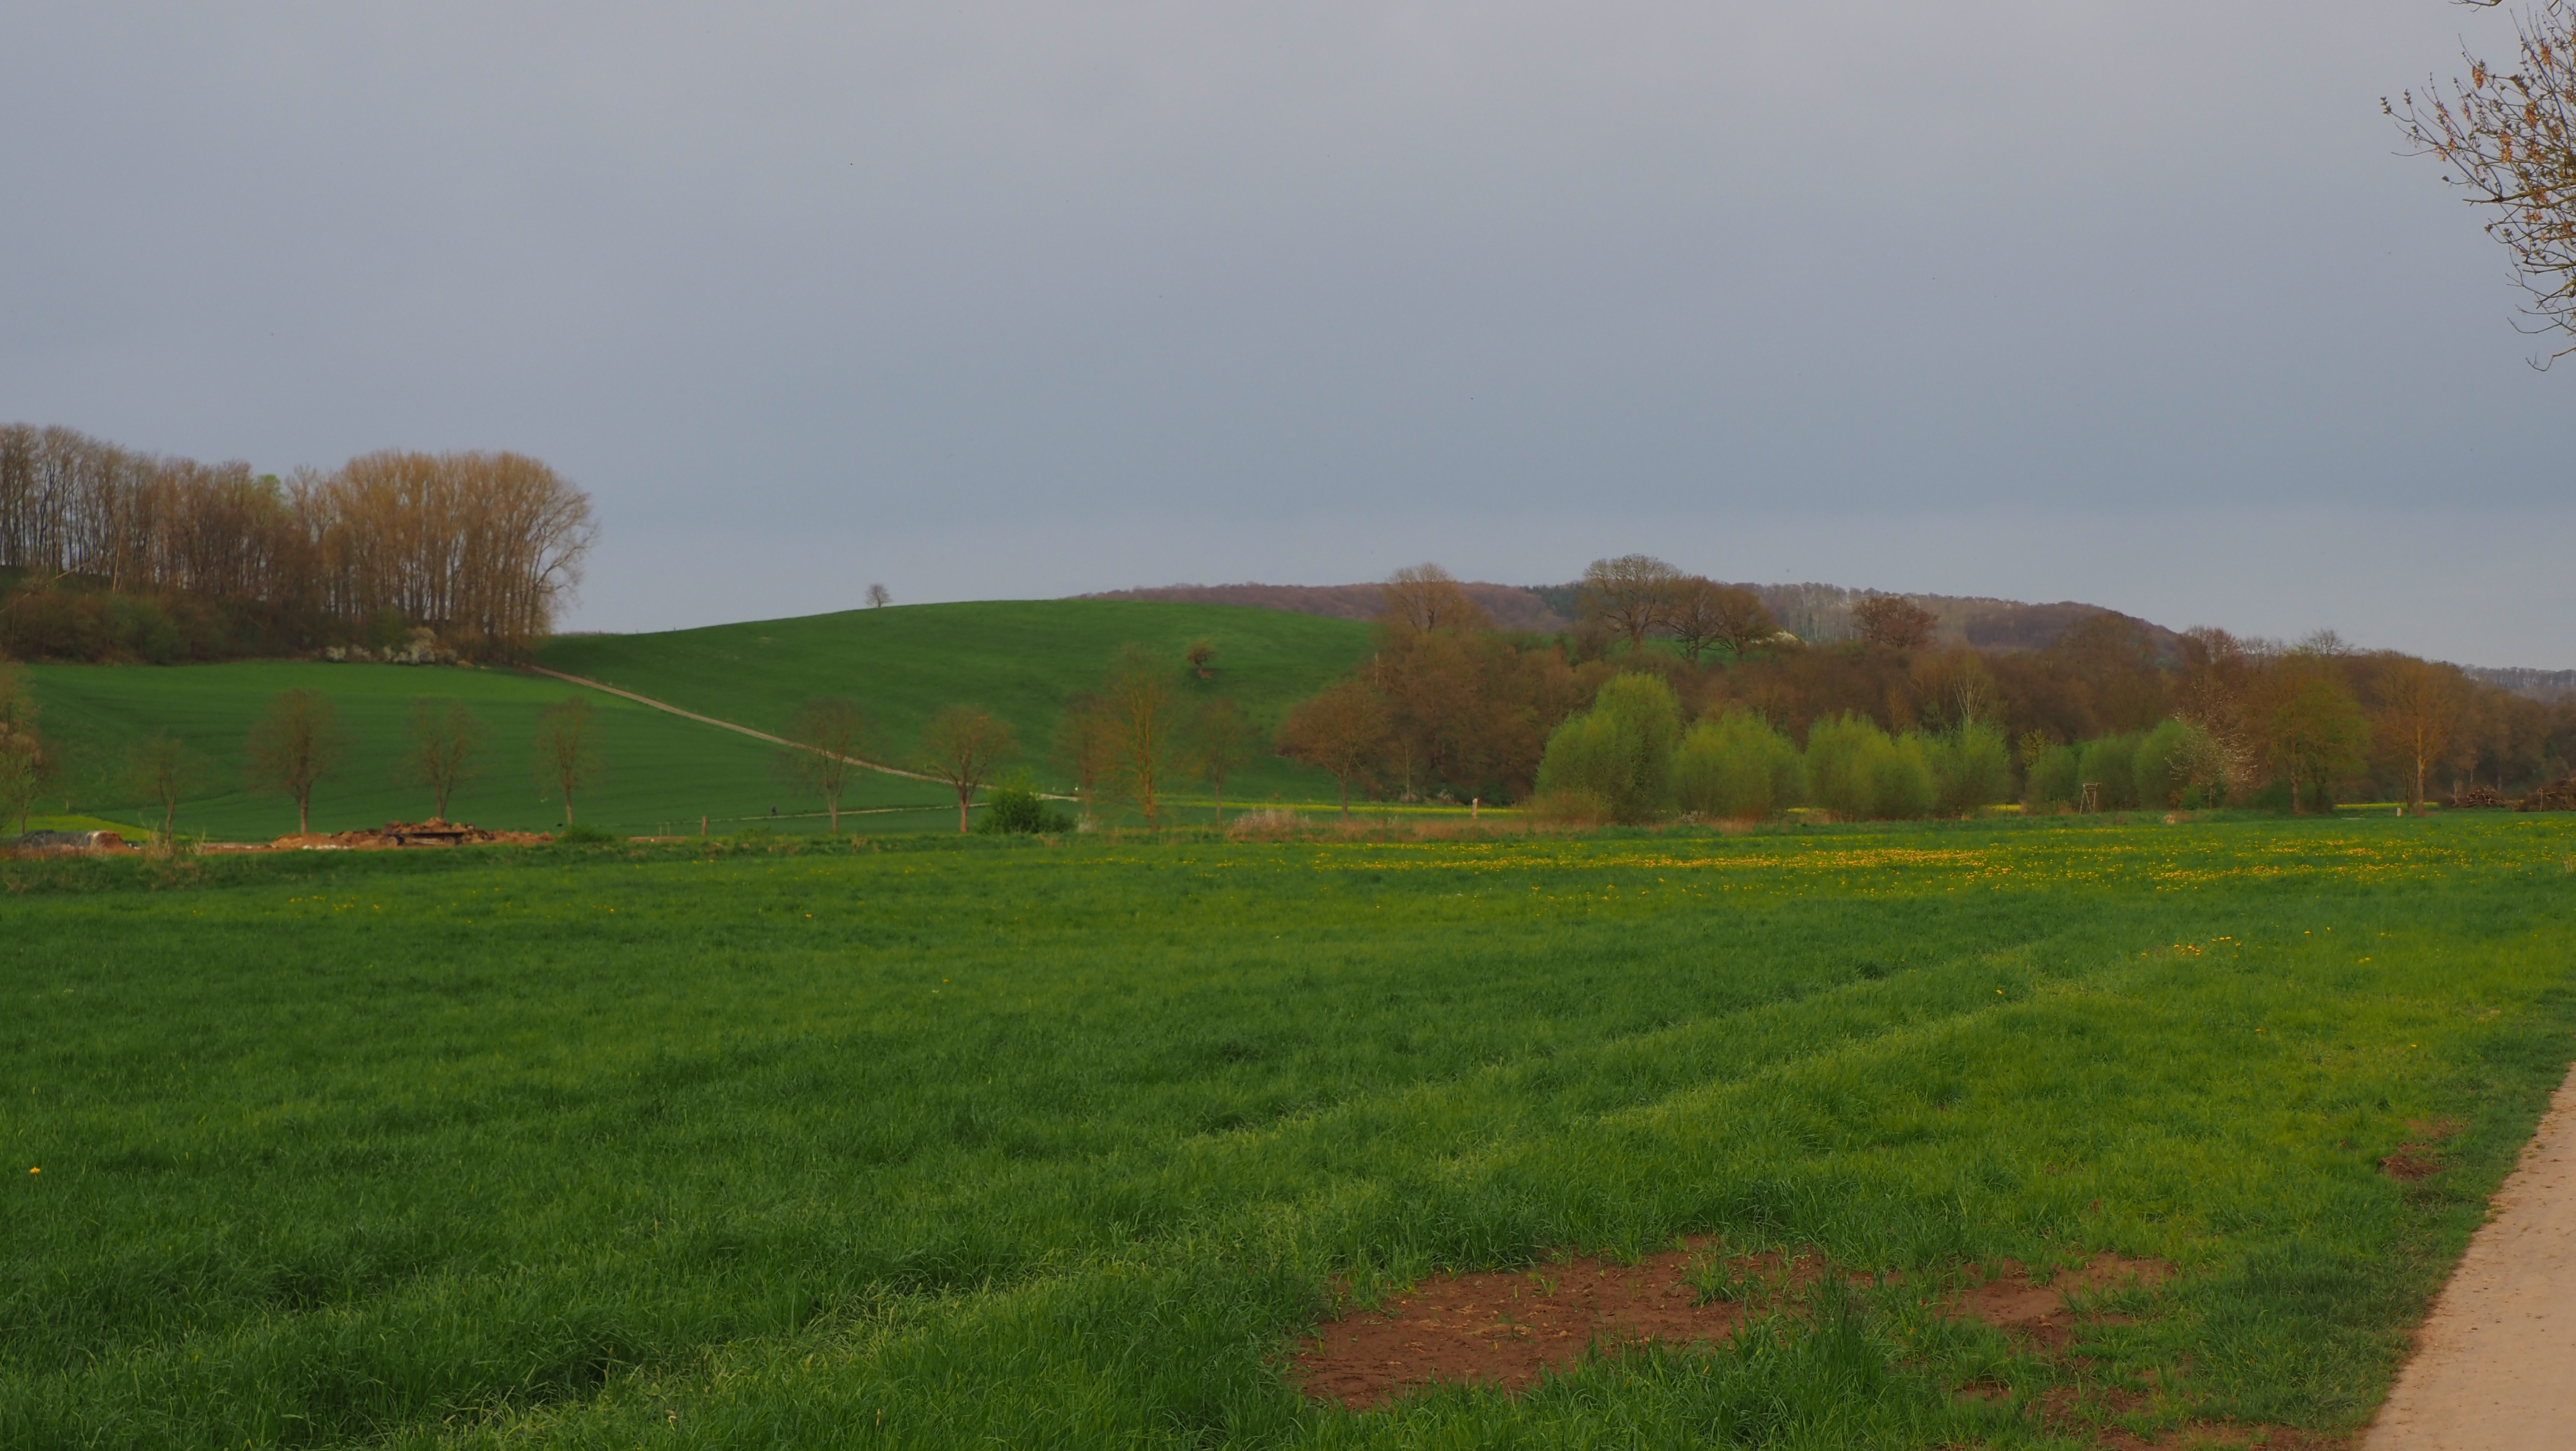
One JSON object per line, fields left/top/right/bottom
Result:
{"left": 0, "top": 668, "right": 609, "bottom": 841}
{"left": 0, "top": 425, "right": 595, "bottom": 661}
{"left": 1264, "top": 559, "right": 2576, "bottom": 817}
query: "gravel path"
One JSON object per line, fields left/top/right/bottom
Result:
{"left": 2365, "top": 1066, "right": 2576, "bottom": 1450}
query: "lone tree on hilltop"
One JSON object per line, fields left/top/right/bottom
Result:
{"left": 1665, "top": 577, "right": 1775, "bottom": 664}
{"left": 245, "top": 688, "right": 350, "bottom": 835}
{"left": 126, "top": 732, "right": 210, "bottom": 846}
{"left": 533, "top": 696, "right": 606, "bottom": 826}
{"left": 1852, "top": 594, "right": 1937, "bottom": 653}
{"left": 1190, "top": 698, "right": 1263, "bottom": 824}
{"left": 2390, "top": 1, "right": 2576, "bottom": 359}
{"left": 1578, "top": 556, "right": 1682, "bottom": 657}
{"left": 1278, "top": 679, "right": 1388, "bottom": 818}
{"left": 778, "top": 696, "right": 878, "bottom": 834}
{"left": 398, "top": 697, "right": 488, "bottom": 821}
{"left": 920, "top": 705, "right": 1017, "bottom": 833}
{"left": 866, "top": 583, "right": 891, "bottom": 608}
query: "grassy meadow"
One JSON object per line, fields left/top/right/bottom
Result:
{"left": 18, "top": 661, "right": 963, "bottom": 842}
{"left": 5, "top": 812, "right": 2573, "bottom": 1448}
{"left": 535, "top": 599, "right": 1373, "bottom": 805}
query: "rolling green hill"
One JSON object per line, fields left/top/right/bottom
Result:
{"left": 19, "top": 662, "right": 960, "bottom": 842}
{"left": 534, "top": 599, "right": 1374, "bottom": 804}
{"left": 14, "top": 599, "right": 1378, "bottom": 841}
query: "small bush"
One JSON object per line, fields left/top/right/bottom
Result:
{"left": 555, "top": 823, "right": 618, "bottom": 845}
{"left": 975, "top": 783, "right": 1073, "bottom": 834}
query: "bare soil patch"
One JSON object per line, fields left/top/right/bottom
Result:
{"left": 1295, "top": 1246, "right": 2173, "bottom": 1411}
{"left": 1942, "top": 1255, "right": 2173, "bottom": 1350}
{"left": 264, "top": 820, "right": 553, "bottom": 850}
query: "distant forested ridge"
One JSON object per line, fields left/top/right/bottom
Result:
{"left": 0, "top": 425, "right": 593, "bottom": 663}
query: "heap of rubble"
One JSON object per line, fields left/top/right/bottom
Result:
{"left": 273, "top": 820, "right": 554, "bottom": 849}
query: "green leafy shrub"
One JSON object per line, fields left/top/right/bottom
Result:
{"left": 1804, "top": 714, "right": 1935, "bottom": 820}
{"left": 1673, "top": 710, "right": 1804, "bottom": 820}
{"left": 2078, "top": 733, "right": 2142, "bottom": 809}
{"left": 1534, "top": 673, "right": 1682, "bottom": 823}
{"left": 2023, "top": 743, "right": 2081, "bottom": 811}
{"left": 974, "top": 782, "right": 1073, "bottom": 834}
{"left": 554, "top": 822, "right": 618, "bottom": 845}
{"left": 1923, "top": 721, "right": 2011, "bottom": 816}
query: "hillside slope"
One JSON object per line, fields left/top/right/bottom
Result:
{"left": 22, "top": 662, "right": 961, "bottom": 841}
{"left": 535, "top": 600, "right": 1375, "bottom": 804}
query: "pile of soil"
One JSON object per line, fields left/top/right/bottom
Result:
{"left": 3, "top": 829, "right": 129, "bottom": 853}
{"left": 270, "top": 820, "right": 552, "bottom": 850}
{"left": 1292, "top": 1246, "right": 2170, "bottom": 1411}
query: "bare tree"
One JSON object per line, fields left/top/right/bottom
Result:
{"left": 1664, "top": 577, "right": 1776, "bottom": 664}
{"left": 1051, "top": 691, "right": 1115, "bottom": 821}
{"left": 1381, "top": 563, "right": 1491, "bottom": 634}
{"left": 1578, "top": 555, "right": 1681, "bottom": 656}
{"left": 1185, "top": 637, "right": 1216, "bottom": 678}
{"left": 245, "top": 688, "right": 350, "bottom": 835}
{"left": 1099, "top": 645, "right": 1178, "bottom": 827}
{"left": 126, "top": 732, "right": 210, "bottom": 846}
{"left": 532, "top": 696, "right": 606, "bottom": 826}
{"left": 1278, "top": 679, "right": 1389, "bottom": 817}
{"left": 778, "top": 696, "right": 877, "bottom": 833}
{"left": 2390, "top": 1, "right": 2576, "bottom": 359}
{"left": 866, "top": 583, "right": 891, "bottom": 608}
{"left": 1189, "top": 698, "right": 1263, "bottom": 823}
{"left": 398, "top": 698, "right": 488, "bottom": 821}
{"left": 1852, "top": 594, "right": 1938, "bottom": 653}
{"left": 919, "top": 706, "right": 1017, "bottom": 832}
{"left": 2377, "top": 657, "right": 2469, "bottom": 811}
{"left": 0, "top": 427, "right": 595, "bottom": 659}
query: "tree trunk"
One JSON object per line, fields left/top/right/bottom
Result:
{"left": 958, "top": 789, "right": 970, "bottom": 833}
{"left": 1339, "top": 775, "right": 1350, "bottom": 818}
{"left": 298, "top": 793, "right": 309, "bottom": 835}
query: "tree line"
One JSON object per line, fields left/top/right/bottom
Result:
{"left": 1266, "top": 557, "right": 2576, "bottom": 820}
{"left": 0, "top": 424, "right": 595, "bottom": 662}
{"left": 0, "top": 665, "right": 611, "bottom": 842}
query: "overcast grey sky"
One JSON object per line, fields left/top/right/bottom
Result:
{"left": 3, "top": 2, "right": 2567, "bottom": 663}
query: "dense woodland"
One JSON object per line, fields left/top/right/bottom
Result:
{"left": 0, "top": 425, "right": 594, "bottom": 663}
{"left": 1268, "top": 559, "right": 2576, "bottom": 818}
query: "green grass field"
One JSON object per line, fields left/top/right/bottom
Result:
{"left": 13, "top": 599, "right": 1375, "bottom": 841}
{"left": 5, "top": 813, "right": 2572, "bottom": 1448}
{"left": 535, "top": 599, "right": 1374, "bottom": 804}
{"left": 17, "top": 662, "right": 962, "bottom": 842}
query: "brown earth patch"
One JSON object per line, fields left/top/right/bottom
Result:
{"left": 1298, "top": 1246, "right": 2173, "bottom": 1412}
{"left": 1941, "top": 1254, "right": 2172, "bottom": 1349}
{"left": 1293, "top": 1243, "right": 1824, "bottom": 1409}
{"left": 266, "top": 820, "right": 553, "bottom": 850}
{"left": 2379, "top": 1152, "right": 2443, "bottom": 1182}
